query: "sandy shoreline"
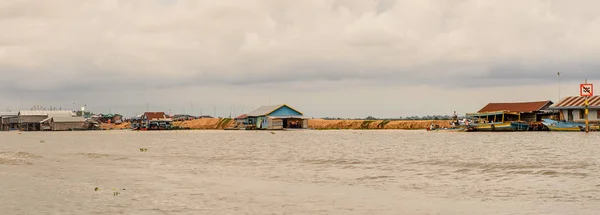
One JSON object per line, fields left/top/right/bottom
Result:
{"left": 100, "top": 118, "right": 452, "bottom": 130}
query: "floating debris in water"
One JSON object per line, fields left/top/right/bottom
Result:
{"left": 94, "top": 187, "right": 99, "bottom": 191}
{"left": 113, "top": 191, "right": 120, "bottom": 196}
{"left": 139, "top": 148, "right": 148, "bottom": 152}
{"left": 39, "top": 140, "right": 45, "bottom": 143}
{"left": 269, "top": 132, "right": 275, "bottom": 134}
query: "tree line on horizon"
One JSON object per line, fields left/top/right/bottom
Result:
{"left": 321, "top": 115, "right": 457, "bottom": 121}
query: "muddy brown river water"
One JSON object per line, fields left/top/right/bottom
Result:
{"left": 1, "top": 130, "right": 600, "bottom": 215}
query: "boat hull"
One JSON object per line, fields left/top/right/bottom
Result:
{"left": 546, "top": 126, "right": 583, "bottom": 132}
{"left": 542, "top": 119, "right": 585, "bottom": 132}
{"left": 427, "top": 128, "right": 467, "bottom": 132}
{"left": 469, "top": 122, "right": 529, "bottom": 132}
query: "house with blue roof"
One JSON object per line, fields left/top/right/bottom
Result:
{"left": 245, "top": 104, "right": 308, "bottom": 130}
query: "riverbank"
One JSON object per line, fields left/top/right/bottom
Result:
{"left": 308, "top": 119, "right": 452, "bottom": 130}
{"left": 100, "top": 119, "right": 452, "bottom": 130}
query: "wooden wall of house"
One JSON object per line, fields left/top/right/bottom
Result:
{"left": 52, "top": 122, "right": 85, "bottom": 131}
{"left": 268, "top": 118, "right": 283, "bottom": 130}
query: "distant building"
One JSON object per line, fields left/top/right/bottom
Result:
{"left": 246, "top": 104, "right": 308, "bottom": 130}
{"left": 40, "top": 111, "right": 85, "bottom": 131}
{"left": 234, "top": 114, "right": 247, "bottom": 125}
{"left": 18, "top": 110, "right": 84, "bottom": 131}
{"left": 476, "top": 100, "right": 554, "bottom": 122}
{"left": 548, "top": 96, "right": 600, "bottom": 122}
{"left": 135, "top": 112, "right": 173, "bottom": 130}
{"left": 0, "top": 112, "right": 19, "bottom": 131}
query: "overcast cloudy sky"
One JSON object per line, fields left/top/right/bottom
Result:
{"left": 1, "top": 0, "right": 599, "bottom": 118}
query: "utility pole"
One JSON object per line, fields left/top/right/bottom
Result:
{"left": 557, "top": 72, "right": 561, "bottom": 103}
{"left": 214, "top": 105, "right": 216, "bottom": 118}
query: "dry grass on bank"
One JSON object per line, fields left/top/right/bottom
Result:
{"left": 100, "top": 122, "right": 131, "bottom": 130}
{"left": 173, "top": 118, "right": 234, "bottom": 129}
{"left": 308, "top": 119, "right": 453, "bottom": 130}
{"left": 99, "top": 118, "right": 452, "bottom": 130}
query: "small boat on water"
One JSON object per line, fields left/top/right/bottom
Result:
{"left": 541, "top": 119, "right": 584, "bottom": 132}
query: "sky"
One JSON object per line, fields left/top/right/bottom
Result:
{"left": 1, "top": 0, "right": 599, "bottom": 118}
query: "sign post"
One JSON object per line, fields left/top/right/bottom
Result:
{"left": 580, "top": 81, "right": 594, "bottom": 133}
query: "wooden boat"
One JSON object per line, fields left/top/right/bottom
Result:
{"left": 541, "top": 119, "right": 584, "bottom": 132}
{"left": 465, "top": 111, "right": 530, "bottom": 132}
{"left": 468, "top": 122, "right": 530, "bottom": 131}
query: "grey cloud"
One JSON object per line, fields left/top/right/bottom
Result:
{"left": 2, "top": 0, "right": 600, "bottom": 116}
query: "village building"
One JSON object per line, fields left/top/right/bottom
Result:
{"left": 235, "top": 114, "right": 247, "bottom": 125}
{"left": 0, "top": 112, "right": 19, "bottom": 131}
{"left": 18, "top": 110, "right": 84, "bottom": 131}
{"left": 40, "top": 112, "right": 85, "bottom": 131}
{"left": 19, "top": 110, "right": 53, "bottom": 131}
{"left": 548, "top": 96, "right": 600, "bottom": 122}
{"left": 476, "top": 100, "right": 555, "bottom": 122}
{"left": 245, "top": 104, "right": 308, "bottom": 130}
{"left": 134, "top": 112, "right": 173, "bottom": 130}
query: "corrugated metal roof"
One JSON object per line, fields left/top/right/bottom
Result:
{"left": 53, "top": 116, "right": 85, "bottom": 123}
{"left": 48, "top": 112, "right": 76, "bottom": 118}
{"left": 0, "top": 112, "right": 18, "bottom": 117}
{"left": 19, "top": 110, "right": 75, "bottom": 116}
{"left": 246, "top": 104, "right": 304, "bottom": 117}
{"left": 247, "top": 105, "right": 281, "bottom": 117}
{"left": 478, "top": 101, "right": 553, "bottom": 113}
{"left": 235, "top": 114, "right": 247, "bottom": 119}
{"left": 551, "top": 96, "right": 600, "bottom": 108}
{"left": 267, "top": 116, "right": 310, "bottom": 119}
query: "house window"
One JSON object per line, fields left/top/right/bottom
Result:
{"left": 579, "top": 110, "right": 585, "bottom": 119}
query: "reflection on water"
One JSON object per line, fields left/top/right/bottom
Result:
{"left": 1, "top": 130, "right": 599, "bottom": 215}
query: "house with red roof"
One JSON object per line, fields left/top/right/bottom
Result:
{"left": 476, "top": 100, "right": 554, "bottom": 122}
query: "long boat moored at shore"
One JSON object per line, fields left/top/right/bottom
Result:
{"left": 465, "top": 111, "right": 530, "bottom": 132}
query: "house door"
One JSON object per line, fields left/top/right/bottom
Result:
{"left": 568, "top": 110, "right": 573, "bottom": 121}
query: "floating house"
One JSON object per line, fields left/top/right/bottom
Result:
{"left": 134, "top": 112, "right": 173, "bottom": 130}
{"left": 476, "top": 100, "right": 554, "bottom": 122}
{"left": 245, "top": 104, "right": 308, "bottom": 130}
{"left": 40, "top": 112, "right": 85, "bottom": 131}
{"left": 18, "top": 110, "right": 83, "bottom": 131}
{"left": 548, "top": 96, "right": 600, "bottom": 122}
{"left": 0, "top": 112, "right": 19, "bottom": 131}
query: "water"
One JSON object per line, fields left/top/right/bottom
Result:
{"left": 1, "top": 130, "right": 600, "bottom": 215}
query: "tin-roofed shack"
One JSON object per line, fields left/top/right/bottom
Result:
{"left": 18, "top": 110, "right": 78, "bottom": 131}
{"left": 0, "top": 112, "right": 19, "bottom": 131}
{"left": 40, "top": 112, "right": 85, "bottom": 131}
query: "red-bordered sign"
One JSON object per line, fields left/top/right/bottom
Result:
{"left": 580, "top": 84, "right": 594, "bottom": 97}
